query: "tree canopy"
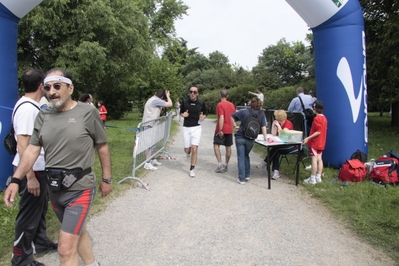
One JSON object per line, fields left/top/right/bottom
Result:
{"left": 18, "top": 0, "right": 188, "bottom": 119}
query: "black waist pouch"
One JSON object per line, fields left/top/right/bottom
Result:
{"left": 45, "top": 168, "right": 92, "bottom": 192}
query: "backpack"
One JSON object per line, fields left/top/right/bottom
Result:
{"left": 369, "top": 156, "right": 399, "bottom": 184}
{"left": 338, "top": 159, "right": 367, "bottom": 182}
{"left": 3, "top": 101, "right": 40, "bottom": 155}
{"left": 298, "top": 96, "right": 315, "bottom": 128}
{"left": 244, "top": 109, "right": 262, "bottom": 140}
{"left": 350, "top": 149, "right": 367, "bottom": 163}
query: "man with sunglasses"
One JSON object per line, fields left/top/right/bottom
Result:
{"left": 4, "top": 69, "right": 112, "bottom": 266}
{"left": 8, "top": 69, "right": 57, "bottom": 266}
{"left": 180, "top": 86, "right": 207, "bottom": 177}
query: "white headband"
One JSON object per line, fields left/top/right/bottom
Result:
{"left": 44, "top": 76, "right": 72, "bottom": 85}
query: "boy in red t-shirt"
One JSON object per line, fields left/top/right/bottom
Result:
{"left": 303, "top": 100, "right": 328, "bottom": 184}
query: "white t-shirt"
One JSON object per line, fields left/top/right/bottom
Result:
{"left": 12, "top": 96, "right": 45, "bottom": 171}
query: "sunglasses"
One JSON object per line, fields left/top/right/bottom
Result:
{"left": 189, "top": 90, "right": 198, "bottom": 94}
{"left": 44, "top": 83, "right": 64, "bottom": 91}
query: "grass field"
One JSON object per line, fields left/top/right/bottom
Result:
{"left": 1, "top": 112, "right": 399, "bottom": 264}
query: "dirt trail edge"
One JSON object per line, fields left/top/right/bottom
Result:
{"left": 39, "top": 117, "right": 394, "bottom": 266}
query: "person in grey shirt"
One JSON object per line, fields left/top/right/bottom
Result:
{"left": 287, "top": 87, "right": 314, "bottom": 112}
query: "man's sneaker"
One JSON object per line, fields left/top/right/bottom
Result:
{"left": 189, "top": 170, "right": 196, "bottom": 178}
{"left": 26, "top": 260, "right": 45, "bottom": 266}
{"left": 304, "top": 177, "right": 316, "bottom": 184}
{"left": 35, "top": 242, "right": 58, "bottom": 257}
{"left": 256, "top": 161, "right": 267, "bottom": 170}
{"left": 245, "top": 177, "right": 250, "bottom": 181}
{"left": 305, "top": 165, "right": 312, "bottom": 171}
{"left": 215, "top": 165, "right": 224, "bottom": 173}
{"left": 151, "top": 159, "right": 162, "bottom": 166}
{"left": 315, "top": 176, "right": 322, "bottom": 183}
{"left": 272, "top": 170, "right": 280, "bottom": 180}
{"left": 237, "top": 179, "right": 246, "bottom": 185}
{"left": 144, "top": 162, "right": 157, "bottom": 170}
{"left": 222, "top": 164, "right": 228, "bottom": 172}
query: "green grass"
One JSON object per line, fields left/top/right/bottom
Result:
{"left": 273, "top": 112, "right": 399, "bottom": 262}
{"left": 1, "top": 112, "right": 399, "bottom": 263}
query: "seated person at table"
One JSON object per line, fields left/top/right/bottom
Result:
{"left": 256, "top": 110, "right": 297, "bottom": 180}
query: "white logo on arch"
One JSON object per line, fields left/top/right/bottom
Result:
{"left": 337, "top": 57, "right": 362, "bottom": 123}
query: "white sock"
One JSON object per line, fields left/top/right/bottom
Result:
{"left": 316, "top": 174, "right": 321, "bottom": 179}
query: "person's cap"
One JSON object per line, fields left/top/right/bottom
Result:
{"left": 314, "top": 100, "right": 324, "bottom": 109}
{"left": 309, "top": 90, "right": 314, "bottom": 94}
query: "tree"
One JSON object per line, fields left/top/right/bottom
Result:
{"left": 18, "top": 0, "right": 188, "bottom": 119}
{"left": 208, "top": 51, "right": 230, "bottom": 69}
{"left": 253, "top": 38, "right": 307, "bottom": 89}
{"left": 360, "top": 0, "right": 399, "bottom": 125}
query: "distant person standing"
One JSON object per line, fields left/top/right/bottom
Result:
{"left": 303, "top": 100, "right": 328, "bottom": 184}
{"left": 231, "top": 97, "right": 267, "bottom": 184}
{"left": 287, "top": 86, "right": 314, "bottom": 112}
{"left": 142, "top": 89, "right": 173, "bottom": 170}
{"left": 98, "top": 100, "right": 107, "bottom": 126}
{"left": 39, "top": 95, "right": 50, "bottom": 109}
{"left": 309, "top": 90, "right": 317, "bottom": 101}
{"left": 78, "top": 93, "right": 91, "bottom": 104}
{"left": 248, "top": 87, "right": 264, "bottom": 105}
{"left": 175, "top": 98, "right": 181, "bottom": 122}
{"left": 180, "top": 86, "right": 207, "bottom": 178}
{"left": 213, "top": 89, "right": 236, "bottom": 173}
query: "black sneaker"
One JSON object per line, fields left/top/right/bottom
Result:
{"left": 35, "top": 243, "right": 58, "bottom": 257}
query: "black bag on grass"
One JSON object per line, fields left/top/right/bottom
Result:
{"left": 350, "top": 149, "right": 367, "bottom": 163}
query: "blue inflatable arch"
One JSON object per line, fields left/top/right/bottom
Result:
{"left": 0, "top": 0, "right": 367, "bottom": 188}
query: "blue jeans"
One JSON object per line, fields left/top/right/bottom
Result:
{"left": 235, "top": 137, "right": 255, "bottom": 182}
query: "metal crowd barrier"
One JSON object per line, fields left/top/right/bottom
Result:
{"left": 118, "top": 112, "right": 174, "bottom": 190}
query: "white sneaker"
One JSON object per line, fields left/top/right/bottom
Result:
{"left": 151, "top": 159, "right": 162, "bottom": 166}
{"left": 256, "top": 161, "right": 267, "bottom": 170}
{"left": 304, "top": 177, "right": 316, "bottom": 184}
{"left": 237, "top": 179, "right": 246, "bottom": 185}
{"left": 272, "top": 170, "right": 280, "bottom": 180}
{"left": 215, "top": 165, "right": 224, "bottom": 173}
{"left": 144, "top": 162, "right": 157, "bottom": 170}
{"left": 305, "top": 165, "right": 312, "bottom": 171}
{"left": 315, "top": 176, "right": 322, "bottom": 183}
{"left": 189, "top": 170, "right": 196, "bottom": 178}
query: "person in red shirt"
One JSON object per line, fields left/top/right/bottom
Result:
{"left": 256, "top": 110, "right": 296, "bottom": 180}
{"left": 214, "top": 89, "right": 236, "bottom": 173}
{"left": 303, "top": 100, "right": 328, "bottom": 184}
{"left": 98, "top": 100, "right": 107, "bottom": 127}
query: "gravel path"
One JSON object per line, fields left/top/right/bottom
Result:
{"left": 39, "top": 117, "right": 394, "bottom": 266}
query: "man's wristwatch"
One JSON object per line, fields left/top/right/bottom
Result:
{"left": 102, "top": 178, "right": 112, "bottom": 184}
{"left": 9, "top": 177, "right": 22, "bottom": 186}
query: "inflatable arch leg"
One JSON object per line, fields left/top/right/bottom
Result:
{"left": 286, "top": 0, "right": 367, "bottom": 168}
{"left": 0, "top": 1, "right": 43, "bottom": 189}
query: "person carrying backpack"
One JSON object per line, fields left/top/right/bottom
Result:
{"left": 231, "top": 97, "right": 267, "bottom": 184}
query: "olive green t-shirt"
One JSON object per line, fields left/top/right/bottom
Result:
{"left": 30, "top": 102, "right": 108, "bottom": 190}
